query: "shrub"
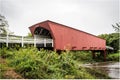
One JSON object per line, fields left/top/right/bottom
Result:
{"left": 71, "top": 51, "right": 95, "bottom": 63}
{"left": 106, "top": 52, "right": 120, "bottom": 61}
{"left": 0, "top": 47, "right": 14, "bottom": 58}
{"left": 0, "top": 47, "right": 110, "bottom": 79}
{"left": 8, "top": 47, "right": 95, "bottom": 79}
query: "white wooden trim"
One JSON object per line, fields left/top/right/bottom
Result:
{"left": 0, "top": 35, "right": 53, "bottom": 47}
{"left": 52, "top": 39, "right": 53, "bottom": 47}
{"left": 44, "top": 39, "right": 46, "bottom": 47}
{"left": 34, "top": 35, "right": 36, "bottom": 47}
{"left": 21, "top": 36, "right": 24, "bottom": 47}
{"left": 6, "top": 34, "right": 8, "bottom": 47}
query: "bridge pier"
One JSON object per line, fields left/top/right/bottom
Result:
{"left": 92, "top": 50, "right": 106, "bottom": 61}
{"left": 103, "top": 50, "right": 106, "bottom": 61}
{"left": 92, "top": 51, "right": 96, "bottom": 59}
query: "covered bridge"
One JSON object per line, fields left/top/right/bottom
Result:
{"left": 29, "top": 20, "right": 106, "bottom": 60}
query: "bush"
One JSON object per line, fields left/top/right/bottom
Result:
{"left": 71, "top": 51, "right": 95, "bottom": 63}
{"left": 106, "top": 52, "right": 120, "bottom": 61}
{"left": 0, "top": 47, "right": 110, "bottom": 79}
{"left": 8, "top": 47, "right": 95, "bottom": 79}
{"left": 0, "top": 47, "right": 14, "bottom": 58}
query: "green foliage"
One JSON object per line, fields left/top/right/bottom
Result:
{"left": 0, "top": 47, "right": 14, "bottom": 58}
{"left": 110, "top": 38, "right": 119, "bottom": 52}
{"left": 98, "top": 33, "right": 119, "bottom": 52}
{"left": 71, "top": 51, "right": 95, "bottom": 63}
{"left": 0, "top": 47, "right": 111, "bottom": 79}
{"left": 27, "top": 33, "right": 32, "bottom": 37}
{"left": 0, "top": 56, "right": 10, "bottom": 79}
{"left": 85, "top": 68, "right": 110, "bottom": 79}
{"left": 0, "top": 64, "right": 6, "bottom": 78}
{"left": 5, "top": 48, "right": 94, "bottom": 79}
{"left": 7, "top": 47, "right": 95, "bottom": 79}
{"left": 106, "top": 52, "right": 120, "bottom": 61}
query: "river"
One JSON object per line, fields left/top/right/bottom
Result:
{"left": 84, "top": 62, "right": 120, "bottom": 79}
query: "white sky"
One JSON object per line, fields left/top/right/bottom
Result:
{"left": 0, "top": 0, "right": 119, "bottom": 36}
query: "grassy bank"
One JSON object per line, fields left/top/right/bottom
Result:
{"left": 0, "top": 47, "right": 113, "bottom": 79}
{"left": 106, "top": 52, "right": 120, "bottom": 61}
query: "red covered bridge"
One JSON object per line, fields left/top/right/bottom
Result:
{"left": 29, "top": 20, "right": 106, "bottom": 60}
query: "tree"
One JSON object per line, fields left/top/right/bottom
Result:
{"left": 98, "top": 22, "right": 120, "bottom": 52}
{"left": 0, "top": 14, "right": 13, "bottom": 35}
{"left": 27, "top": 32, "right": 32, "bottom": 37}
{"left": 0, "top": 14, "right": 8, "bottom": 34}
{"left": 112, "top": 23, "right": 120, "bottom": 33}
{"left": 98, "top": 32, "right": 119, "bottom": 52}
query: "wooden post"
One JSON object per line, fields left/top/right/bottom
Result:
{"left": 34, "top": 35, "right": 36, "bottom": 47}
{"left": 44, "top": 39, "right": 46, "bottom": 47}
{"left": 92, "top": 51, "right": 96, "bottom": 59}
{"left": 21, "top": 36, "right": 24, "bottom": 47}
{"left": 52, "top": 39, "right": 53, "bottom": 47}
{"left": 103, "top": 50, "right": 106, "bottom": 61}
{"left": 6, "top": 34, "right": 8, "bottom": 47}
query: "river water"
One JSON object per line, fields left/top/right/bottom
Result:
{"left": 84, "top": 62, "right": 120, "bottom": 79}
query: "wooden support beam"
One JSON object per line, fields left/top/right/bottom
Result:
{"left": 92, "top": 51, "right": 96, "bottom": 59}
{"left": 34, "top": 35, "right": 36, "bottom": 47}
{"left": 21, "top": 36, "right": 24, "bottom": 47}
{"left": 44, "top": 39, "right": 46, "bottom": 47}
{"left": 103, "top": 50, "right": 106, "bottom": 61}
{"left": 6, "top": 34, "right": 8, "bottom": 47}
{"left": 39, "top": 29, "right": 43, "bottom": 35}
{"left": 52, "top": 39, "right": 53, "bottom": 47}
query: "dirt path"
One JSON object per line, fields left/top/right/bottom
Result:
{"left": 3, "top": 68, "right": 23, "bottom": 79}
{"left": 0, "top": 57, "right": 23, "bottom": 79}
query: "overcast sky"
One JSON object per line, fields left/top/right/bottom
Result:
{"left": 0, "top": 0, "right": 119, "bottom": 36}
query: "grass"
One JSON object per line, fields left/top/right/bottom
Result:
{"left": 106, "top": 52, "right": 120, "bottom": 61}
{"left": 0, "top": 47, "right": 114, "bottom": 79}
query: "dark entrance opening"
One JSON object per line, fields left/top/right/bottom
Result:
{"left": 34, "top": 27, "right": 53, "bottom": 50}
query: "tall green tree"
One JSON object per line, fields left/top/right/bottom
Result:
{"left": 98, "top": 33, "right": 119, "bottom": 52}
{"left": 98, "top": 23, "right": 120, "bottom": 52}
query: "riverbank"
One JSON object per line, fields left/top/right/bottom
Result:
{"left": 0, "top": 47, "right": 119, "bottom": 79}
{"left": 106, "top": 52, "right": 120, "bottom": 61}
{"left": 82, "top": 61, "right": 120, "bottom": 79}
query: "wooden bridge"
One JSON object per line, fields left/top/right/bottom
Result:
{"left": 0, "top": 34, "right": 53, "bottom": 47}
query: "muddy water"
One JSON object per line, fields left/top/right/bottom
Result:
{"left": 84, "top": 62, "right": 120, "bottom": 79}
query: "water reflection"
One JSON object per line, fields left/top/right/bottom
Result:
{"left": 84, "top": 62, "right": 120, "bottom": 79}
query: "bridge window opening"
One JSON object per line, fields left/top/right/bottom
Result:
{"left": 34, "top": 27, "right": 52, "bottom": 38}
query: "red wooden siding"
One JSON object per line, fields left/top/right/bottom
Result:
{"left": 29, "top": 20, "right": 106, "bottom": 50}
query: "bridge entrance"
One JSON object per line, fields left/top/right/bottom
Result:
{"left": 34, "top": 27, "right": 53, "bottom": 48}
